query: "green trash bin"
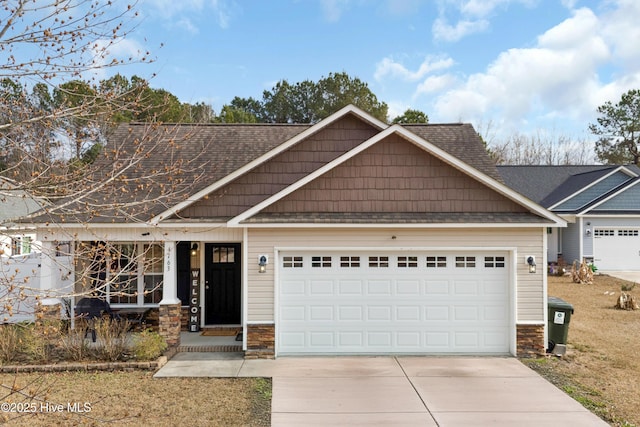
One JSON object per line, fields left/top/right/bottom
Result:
{"left": 547, "top": 296, "right": 574, "bottom": 354}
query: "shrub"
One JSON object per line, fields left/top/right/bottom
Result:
{"left": 93, "top": 317, "right": 131, "bottom": 362}
{"left": 131, "top": 329, "right": 167, "bottom": 360}
{"left": 621, "top": 282, "right": 636, "bottom": 292}
{"left": 21, "top": 320, "right": 62, "bottom": 364}
{"left": 0, "top": 324, "right": 20, "bottom": 364}
{"left": 59, "top": 323, "right": 91, "bottom": 361}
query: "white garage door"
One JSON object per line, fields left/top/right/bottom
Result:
{"left": 594, "top": 228, "right": 640, "bottom": 270}
{"left": 278, "top": 251, "right": 510, "bottom": 355}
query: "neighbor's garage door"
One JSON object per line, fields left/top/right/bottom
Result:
{"left": 278, "top": 251, "right": 510, "bottom": 355}
{"left": 594, "top": 228, "right": 640, "bottom": 270}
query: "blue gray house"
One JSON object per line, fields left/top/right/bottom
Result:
{"left": 499, "top": 165, "right": 640, "bottom": 271}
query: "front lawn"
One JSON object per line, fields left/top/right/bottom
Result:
{"left": 523, "top": 274, "right": 639, "bottom": 427}
{"left": 0, "top": 371, "right": 271, "bottom": 426}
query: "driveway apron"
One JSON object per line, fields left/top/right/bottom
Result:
{"left": 155, "top": 355, "right": 608, "bottom": 427}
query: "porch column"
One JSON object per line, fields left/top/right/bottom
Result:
{"left": 38, "top": 241, "right": 62, "bottom": 321}
{"left": 159, "top": 240, "right": 181, "bottom": 347}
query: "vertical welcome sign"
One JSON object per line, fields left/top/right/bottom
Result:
{"left": 189, "top": 269, "right": 200, "bottom": 332}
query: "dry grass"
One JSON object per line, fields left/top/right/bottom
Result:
{"left": 524, "top": 274, "right": 639, "bottom": 427}
{"left": 0, "top": 371, "right": 271, "bottom": 426}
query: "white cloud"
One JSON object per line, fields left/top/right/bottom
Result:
{"left": 176, "top": 17, "right": 199, "bottom": 34}
{"left": 415, "top": 74, "right": 457, "bottom": 97}
{"left": 432, "top": 17, "right": 489, "bottom": 42}
{"left": 374, "top": 56, "right": 454, "bottom": 82}
{"left": 433, "top": 0, "right": 537, "bottom": 42}
{"left": 89, "top": 38, "right": 147, "bottom": 80}
{"left": 142, "top": 0, "right": 236, "bottom": 30}
{"left": 429, "top": 5, "right": 639, "bottom": 134}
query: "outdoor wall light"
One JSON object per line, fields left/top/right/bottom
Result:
{"left": 258, "top": 255, "right": 269, "bottom": 273}
{"left": 526, "top": 256, "right": 536, "bottom": 274}
{"left": 585, "top": 229, "right": 592, "bottom": 236}
{"left": 190, "top": 243, "right": 199, "bottom": 257}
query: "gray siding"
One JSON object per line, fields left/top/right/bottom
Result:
{"left": 562, "top": 222, "right": 582, "bottom": 264}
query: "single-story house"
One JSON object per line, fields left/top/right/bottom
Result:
{"left": 498, "top": 165, "right": 640, "bottom": 271}
{"left": 31, "top": 105, "right": 565, "bottom": 357}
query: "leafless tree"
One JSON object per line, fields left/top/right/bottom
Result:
{"left": 0, "top": 1, "right": 208, "bottom": 322}
{"left": 488, "top": 130, "right": 596, "bottom": 165}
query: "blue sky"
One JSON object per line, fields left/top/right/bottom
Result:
{"left": 111, "top": 0, "right": 640, "bottom": 141}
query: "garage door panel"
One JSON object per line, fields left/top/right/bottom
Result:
{"left": 278, "top": 252, "right": 510, "bottom": 355}
{"left": 594, "top": 228, "right": 640, "bottom": 270}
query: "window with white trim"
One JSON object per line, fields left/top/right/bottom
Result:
{"left": 618, "top": 229, "right": 639, "bottom": 236}
{"left": 143, "top": 244, "right": 164, "bottom": 304}
{"left": 283, "top": 256, "right": 303, "bottom": 268}
{"left": 426, "top": 256, "right": 447, "bottom": 268}
{"left": 455, "top": 256, "right": 476, "bottom": 268}
{"left": 397, "top": 256, "right": 418, "bottom": 267}
{"left": 10, "top": 236, "right": 31, "bottom": 256}
{"left": 312, "top": 256, "right": 332, "bottom": 267}
{"left": 368, "top": 256, "right": 389, "bottom": 267}
{"left": 484, "top": 256, "right": 505, "bottom": 268}
{"left": 340, "top": 256, "right": 360, "bottom": 267}
{"left": 86, "top": 242, "right": 165, "bottom": 306}
{"left": 594, "top": 229, "right": 614, "bottom": 237}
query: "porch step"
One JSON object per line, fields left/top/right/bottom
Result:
{"left": 177, "top": 345, "right": 242, "bottom": 353}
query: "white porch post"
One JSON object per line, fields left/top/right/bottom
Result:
{"left": 39, "top": 240, "right": 61, "bottom": 319}
{"left": 159, "top": 240, "right": 181, "bottom": 347}
{"left": 160, "top": 240, "right": 180, "bottom": 305}
{"left": 39, "top": 241, "right": 59, "bottom": 303}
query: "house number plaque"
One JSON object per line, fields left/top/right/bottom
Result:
{"left": 189, "top": 268, "right": 201, "bottom": 332}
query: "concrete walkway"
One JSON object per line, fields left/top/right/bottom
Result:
{"left": 155, "top": 354, "right": 608, "bottom": 426}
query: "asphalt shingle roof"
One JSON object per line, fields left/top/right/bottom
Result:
{"left": 32, "top": 117, "right": 512, "bottom": 224}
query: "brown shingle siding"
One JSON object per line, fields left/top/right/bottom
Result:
{"left": 263, "top": 136, "right": 524, "bottom": 215}
{"left": 176, "top": 115, "right": 379, "bottom": 219}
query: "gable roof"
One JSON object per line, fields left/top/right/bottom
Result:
{"left": 498, "top": 165, "right": 640, "bottom": 214}
{"left": 31, "top": 105, "right": 563, "bottom": 227}
{"left": 228, "top": 124, "right": 564, "bottom": 227}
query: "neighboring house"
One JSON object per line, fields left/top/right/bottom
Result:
{"left": 31, "top": 105, "right": 565, "bottom": 357}
{"left": 0, "top": 179, "right": 43, "bottom": 256}
{"left": 499, "top": 165, "right": 640, "bottom": 271}
{"left": 0, "top": 179, "right": 73, "bottom": 322}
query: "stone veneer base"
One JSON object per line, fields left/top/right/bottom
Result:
{"left": 517, "top": 324, "right": 546, "bottom": 357}
{"left": 245, "top": 323, "right": 275, "bottom": 359}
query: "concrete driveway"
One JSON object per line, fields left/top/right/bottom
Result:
{"left": 601, "top": 271, "right": 640, "bottom": 282}
{"left": 155, "top": 354, "right": 607, "bottom": 426}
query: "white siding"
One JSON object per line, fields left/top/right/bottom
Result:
{"left": 247, "top": 227, "right": 544, "bottom": 323}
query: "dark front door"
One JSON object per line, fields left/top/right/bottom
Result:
{"left": 204, "top": 243, "right": 241, "bottom": 324}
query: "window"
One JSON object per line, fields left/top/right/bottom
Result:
{"left": 108, "top": 244, "right": 138, "bottom": 305}
{"left": 283, "top": 256, "right": 303, "bottom": 268}
{"left": 340, "top": 256, "right": 360, "bottom": 267}
{"left": 455, "top": 256, "right": 476, "bottom": 268}
{"left": 10, "top": 236, "right": 31, "bottom": 256}
{"left": 426, "top": 256, "right": 447, "bottom": 268}
{"left": 312, "top": 256, "right": 332, "bottom": 267}
{"left": 397, "top": 256, "right": 418, "bottom": 267}
{"left": 618, "top": 229, "right": 639, "bottom": 237}
{"left": 55, "top": 241, "right": 72, "bottom": 257}
{"left": 484, "top": 256, "right": 506, "bottom": 268}
{"left": 143, "top": 244, "right": 164, "bottom": 304}
{"left": 368, "top": 256, "right": 389, "bottom": 267}
{"left": 594, "top": 229, "right": 614, "bottom": 237}
{"left": 213, "top": 246, "right": 235, "bottom": 263}
{"left": 96, "top": 242, "right": 165, "bottom": 306}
